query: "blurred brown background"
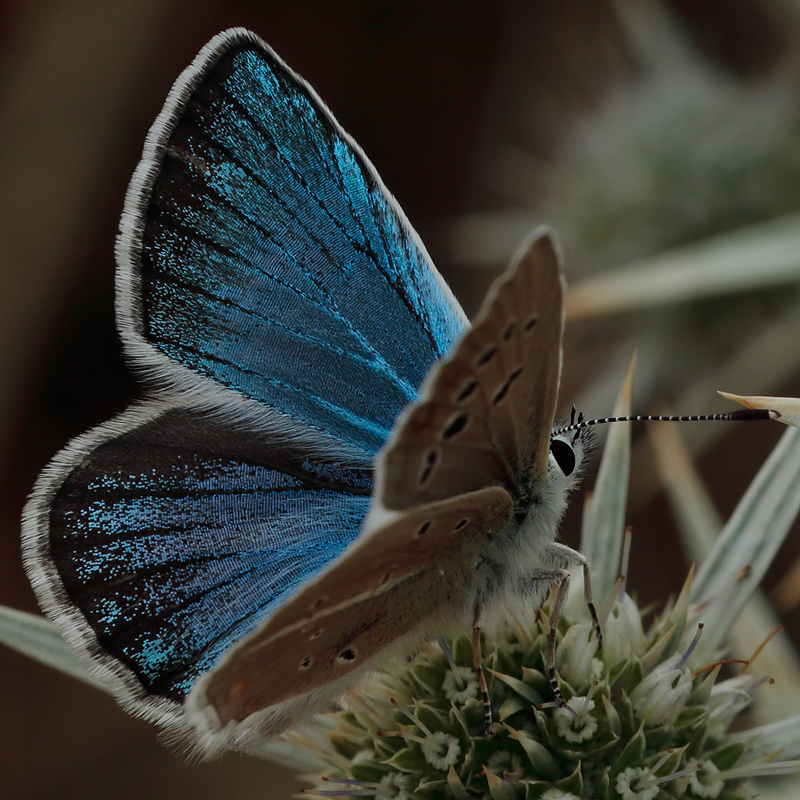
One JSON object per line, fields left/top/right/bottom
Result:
{"left": 1, "top": 1, "right": 799, "bottom": 798}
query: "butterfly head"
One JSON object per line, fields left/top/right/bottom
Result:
{"left": 545, "top": 402, "right": 775, "bottom": 492}
{"left": 507, "top": 415, "right": 591, "bottom": 547}
{"left": 512, "top": 413, "right": 593, "bottom": 532}
{"left": 549, "top": 405, "right": 592, "bottom": 482}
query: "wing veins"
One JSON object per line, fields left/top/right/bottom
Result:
{"left": 150, "top": 211, "right": 335, "bottom": 315}
{"left": 156, "top": 337, "right": 391, "bottom": 441}
{"left": 147, "top": 268, "right": 416, "bottom": 398}
{"left": 72, "top": 483, "right": 307, "bottom": 503}
{"left": 98, "top": 556, "right": 301, "bottom": 640}
{"left": 157, "top": 145, "right": 418, "bottom": 397}
{"left": 214, "top": 77, "right": 442, "bottom": 356}
{"left": 75, "top": 544, "right": 326, "bottom": 596}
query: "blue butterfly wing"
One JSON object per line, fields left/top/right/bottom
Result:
{"left": 26, "top": 403, "right": 371, "bottom": 718}
{"left": 24, "top": 28, "right": 467, "bottom": 733}
{"left": 118, "top": 28, "right": 467, "bottom": 457}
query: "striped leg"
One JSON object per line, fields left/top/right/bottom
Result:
{"left": 543, "top": 568, "right": 571, "bottom": 705}
{"left": 548, "top": 543, "right": 603, "bottom": 649}
{"left": 538, "top": 546, "right": 602, "bottom": 705}
{"left": 472, "top": 612, "right": 493, "bottom": 734}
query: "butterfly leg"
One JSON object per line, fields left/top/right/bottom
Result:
{"left": 472, "top": 611, "right": 493, "bottom": 734}
{"left": 536, "top": 545, "right": 603, "bottom": 706}
{"left": 537, "top": 567, "right": 571, "bottom": 706}
{"left": 525, "top": 562, "right": 598, "bottom": 706}
{"left": 548, "top": 542, "right": 603, "bottom": 649}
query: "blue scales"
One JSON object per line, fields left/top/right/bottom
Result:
{"left": 23, "top": 29, "right": 467, "bottom": 729}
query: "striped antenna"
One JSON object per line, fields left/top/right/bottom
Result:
{"left": 554, "top": 405, "right": 777, "bottom": 438}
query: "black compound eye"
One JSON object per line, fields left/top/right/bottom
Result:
{"left": 550, "top": 438, "right": 576, "bottom": 476}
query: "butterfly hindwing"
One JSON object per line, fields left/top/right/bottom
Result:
{"left": 375, "top": 230, "right": 564, "bottom": 511}
{"left": 22, "top": 400, "right": 372, "bottom": 732}
{"left": 188, "top": 486, "right": 512, "bottom": 744}
{"left": 117, "top": 28, "right": 467, "bottom": 457}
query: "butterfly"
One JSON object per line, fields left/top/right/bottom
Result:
{"left": 21, "top": 28, "right": 595, "bottom": 756}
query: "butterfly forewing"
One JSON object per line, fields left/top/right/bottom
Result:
{"left": 378, "top": 231, "right": 564, "bottom": 510}
{"left": 190, "top": 486, "right": 512, "bottom": 728}
{"left": 118, "top": 29, "right": 467, "bottom": 457}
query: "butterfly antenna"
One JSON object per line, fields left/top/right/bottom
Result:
{"left": 554, "top": 408, "right": 777, "bottom": 438}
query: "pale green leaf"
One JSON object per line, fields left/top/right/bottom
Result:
{"left": 691, "top": 427, "right": 800, "bottom": 654}
{"left": 651, "top": 416, "right": 800, "bottom": 720}
{"left": 0, "top": 605, "right": 105, "bottom": 691}
{"left": 652, "top": 422, "right": 800, "bottom": 720}
{"left": 648, "top": 419, "right": 721, "bottom": 563}
{"left": 720, "top": 391, "right": 800, "bottom": 428}
{"left": 566, "top": 212, "right": 800, "bottom": 319}
{"left": 586, "top": 355, "right": 634, "bottom": 602}
{"left": 484, "top": 766, "right": 516, "bottom": 800}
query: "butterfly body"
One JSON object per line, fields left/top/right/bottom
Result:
{"left": 476, "top": 447, "right": 587, "bottom": 614}
{"left": 22, "top": 28, "right": 589, "bottom": 756}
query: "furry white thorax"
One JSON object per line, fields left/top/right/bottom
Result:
{"left": 477, "top": 428, "right": 590, "bottom": 627}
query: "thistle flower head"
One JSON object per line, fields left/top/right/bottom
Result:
{"left": 292, "top": 578, "right": 783, "bottom": 800}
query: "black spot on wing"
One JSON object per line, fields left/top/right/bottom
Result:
{"left": 442, "top": 413, "right": 469, "bottom": 440}
{"left": 491, "top": 367, "right": 523, "bottom": 405}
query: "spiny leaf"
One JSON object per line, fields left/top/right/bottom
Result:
{"left": 0, "top": 605, "right": 104, "bottom": 690}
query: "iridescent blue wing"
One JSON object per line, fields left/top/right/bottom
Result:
{"left": 24, "top": 402, "right": 371, "bottom": 731}
{"left": 116, "top": 28, "right": 467, "bottom": 458}
{"left": 23, "top": 27, "right": 466, "bottom": 744}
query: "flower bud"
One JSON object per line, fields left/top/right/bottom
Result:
{"left": 556, "top": 623, "right": 602, "bottom": 687}
{"left": 630, "top": 654, "right": 692, "bottom": 726}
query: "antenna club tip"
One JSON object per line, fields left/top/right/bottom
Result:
{"left": 728, "top": 408, "right": 774, "bottom": 422}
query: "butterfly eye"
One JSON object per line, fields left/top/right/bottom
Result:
{"left": 550, "top": 438, "right": 576, "bottom": 476}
